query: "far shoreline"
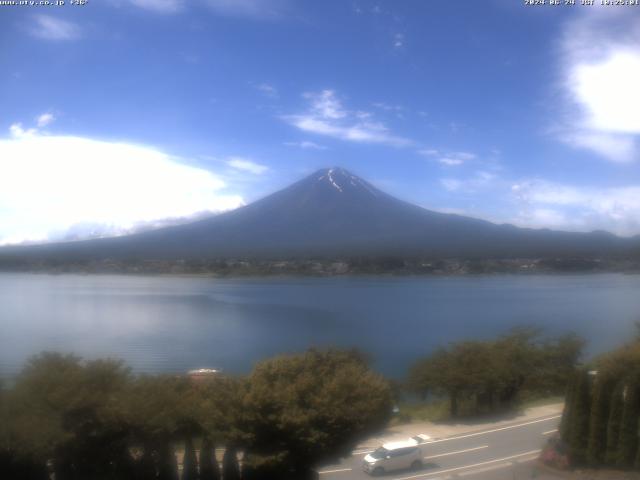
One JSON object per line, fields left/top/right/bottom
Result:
{"left": 1, "top": 256, "right": 639, "bottom": 279}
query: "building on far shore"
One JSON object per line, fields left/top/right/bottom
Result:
{"left": 187, "top": 368, "right": 221, "bottom": 383}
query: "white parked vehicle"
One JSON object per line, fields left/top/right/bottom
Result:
{"left": 363, "top": 434, "right": 431, "bottom": 476}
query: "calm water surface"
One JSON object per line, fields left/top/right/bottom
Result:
{"left": 1, "top": 273, "right": 639, "bottom": 378}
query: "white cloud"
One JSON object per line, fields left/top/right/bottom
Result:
{"left": 511, "top": 180, "right": 640, "bottom": 236}
{"left": 372, "top": 102, "right": 403, "bottom": 112}
{"left": 36, "top": 113, "right": 55, "bottom": 128}
{"left": 226, "top": 157, "right": 269, "bottom": 175}
{"left": 558, "top": 10, "right": 640, "bottom": 162}
{"left": 440, "top": 178, "right": 462, "bottom": 192}
{"left": 393, "top": 33, "right": 404, "bottom": 48}
{"left": 454, "top": 152, "right": 476, "bottom": 161}
{"left": 283, "top": 141, "right": 327, "bottom": 150}
{"left": 0, "top": 126, "right": 244, "bottom": 245}
{"left": 305, "top": 90, "right": 347, "bottom": 120}
{"left": 518, "top": 208, "right": 570, "bottom": 230}
{"left": 419, "top": 149, "right": 476, "bottom": 166}
{"left": 572, "top": 51, "right": 640, "bottom": 134}
{"left": 30, "top": 15, "right": 80, "bottom": 40}
{"left": 283, "top": 90, "right": 411, "bottom": 147}
{"left": 256, "top": 83, "right": 278, "bottom": 98}
{"left": 563, "top": 132, "right": 636, "bottom": 164}
{"left": 440, "top": 171, "right": 497, "bottom": 193}
{"left": 418, "top": 149, "right": 439, "bottom": 157}
{"left": 129, "top": 0, "right": 184, "bottom": 12}
{"left": 438, "top": 157, "right": 464, "bottom": 166}
{"left": 9, "top": 123, "right": 37, "bottom": 139}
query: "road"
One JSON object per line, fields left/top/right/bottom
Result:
{"left": 316, "top": 414, "right": 560, "bottom": 480}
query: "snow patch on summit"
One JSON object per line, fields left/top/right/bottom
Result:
{"left": 314, "top": 167, "right": 380, "bottom": 198}
{"left": 327, "top": 168, "right": 343, "bottom": 192}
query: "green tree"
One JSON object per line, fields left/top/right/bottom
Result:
{"left": 536, "top": 333, "right": 585, "bottom": 395}
{"left": 241, "top": 451, "right": 257, "bottom": 480}
{"left": 559, "top": 371, "right": 576, "bottom": 443}
{"left": 157, "top": 440, "right": 179, "bottom": 480}
{"left": 241, "top": 349, "right": 392, "bottom": 478}
{"left": 409, "top": 329, "right": 582, "bottom": 419}
{"left": 492, "top": 329, "right": 540, "bottom": 409}
{"left": 9, "top": 353, "right": 134, "bottom": 480}
{"left": 568, "top": 369, "right": 591, "bottom": 465}
{"left": 183, "top": 437, "right": 199, "bottom": 480}
{"left": 199, "top": 436, "right": 220, "bottom": 480}
{"left": 196, "top": 377, "right": 247, "bottom": 448}
{"left": 605, "top": 381, "right": 625, "bottom": 465}
{"left": 124, "top": 374, "right": 196, "bottom": 479}
{"left": 617, "top": 377, "right": 640, "bottom": 468}
{"left": 408, "top": 343, "right": 493, "bottom": 417}
{"left": 586, "top": 373, "right": 613, "bottom": 466}
{"left": 222, "top": 447, "right": 240, "bottom": 480}
{"left": 406, "top": 352, "right": 439, "bottom": 401}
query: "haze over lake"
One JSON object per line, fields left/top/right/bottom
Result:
{"left": 1, "top": 273, "right": 639, "bottom": 379}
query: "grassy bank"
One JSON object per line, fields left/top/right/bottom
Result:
{"left": 391, "top": 395, "right": 564, "bottom": 425}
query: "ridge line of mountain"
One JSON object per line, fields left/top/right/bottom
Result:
{"left": 1, "top": 167, "right": 639, "bottom": 266}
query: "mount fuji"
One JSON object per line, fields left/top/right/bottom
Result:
{"left": 0, "top": 167, "right": 635, "bottom": 260}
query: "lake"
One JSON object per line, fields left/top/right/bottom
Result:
{"left": 1, "top": 273, "right": 639, "bottom": 379}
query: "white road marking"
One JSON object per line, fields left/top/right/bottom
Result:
{"left": 542, "top": 429, "right": 558, "bottom": 435}
{"left": 457, "top": 462, "right": 511, "bottom": 476}
{"left": 318, "top": 467, "right": 353, "bottom": 474}
{"left": 516, "top": 455, "right": 540, "bottom": 463}
{"left": 390, "top": 449, "right": 541, "bottom": 480}
{"left": 322, "top": 416, "right": 556, "bottom": 476}
{"left": 425, "top": 445, "right": 488, "bottom": 460}
{"left": 425, "top": 415, "right": 561, "bottom": 444}
{"left": 353, "top": 415, "right": 559, "bottom": 456}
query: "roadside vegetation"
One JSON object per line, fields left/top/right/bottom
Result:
{"left": 556, "top": 325, "right": 640, "bottom": 470}
{"left": 405, "top": 328, "right": 583, "bottom": 419}
{"left": 0, "top": 328, "right": 617, "bottom": 479}
{"left": 0, "top": 349, "right": 392, "bottom": 480}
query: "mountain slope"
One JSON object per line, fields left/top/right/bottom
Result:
{"left": 0, "top": 167, "right": 636, "bottom": 260}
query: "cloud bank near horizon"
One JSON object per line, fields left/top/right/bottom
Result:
{"left": 0, "top": 122, "right": 244, "bottom": 246}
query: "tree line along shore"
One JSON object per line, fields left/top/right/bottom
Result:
{"left": 1, "top": 328, "right": 638, "bottom": 479}
{"left": 1, "top": 256, "right": 640, "bottom": 276}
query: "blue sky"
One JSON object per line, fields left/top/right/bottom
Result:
{"left": 1, "top": 0, "right": 640, "bottom": 244}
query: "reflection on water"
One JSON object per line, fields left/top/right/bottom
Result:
{"left": 1, "top": 273, "right": 639, "bottom": 378}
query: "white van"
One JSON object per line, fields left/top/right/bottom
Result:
{"left": 362, "top": 434, "right": 430, "bottom": 476}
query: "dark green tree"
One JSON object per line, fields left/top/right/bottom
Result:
{"left": 197, "top": 377, "right": 247, "bottom": 450}
{"left": 183, "top": 437, "right": 199, "bottom": 480}
{"left": 241, "top": 349, "right": 392, "bottom": 478}
{"left": 617, "top": 378, "right": 640, "bottom": 468}
{"left": 124, "top": 375, "right": 193, "bottom": 479}
{"left": 157, "top": 440, "right": 179, "bottom": 480}
{"left": 222, "top": 447, "right": 240, "bottom": 480}
{"left": 199, "top": 436, "right": 220, "bottom": 480}
{"left": 605, "top": 381, "right": 625, "bottom": 465}
{"left": 559, "top": 371, "right": 577, "bottom": 443}
{"left": 9, "top": 353, "right": 134, "bottom": 480}
{"left": 408, "top": 343, "right": 495, "bottom": 417}
{"left": 568, "top": 369, "right": 591, "bottom": 465}
{"left": 536, "top": 333, "right": 585, "bottom": 395}
{"left": 586, "top": 373, "right": 613, "bottom": 466}
{"left": 409, "top": 329, "right": 581, "bottom": 419}
{"left": 492, "top": 328, "right": 541, "bottom": 408}
{"left": 241, "top": 452, "right": 256, "bottom": 480}
{"left": 133, "top": 448, "right": 157, "bottom": 480}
